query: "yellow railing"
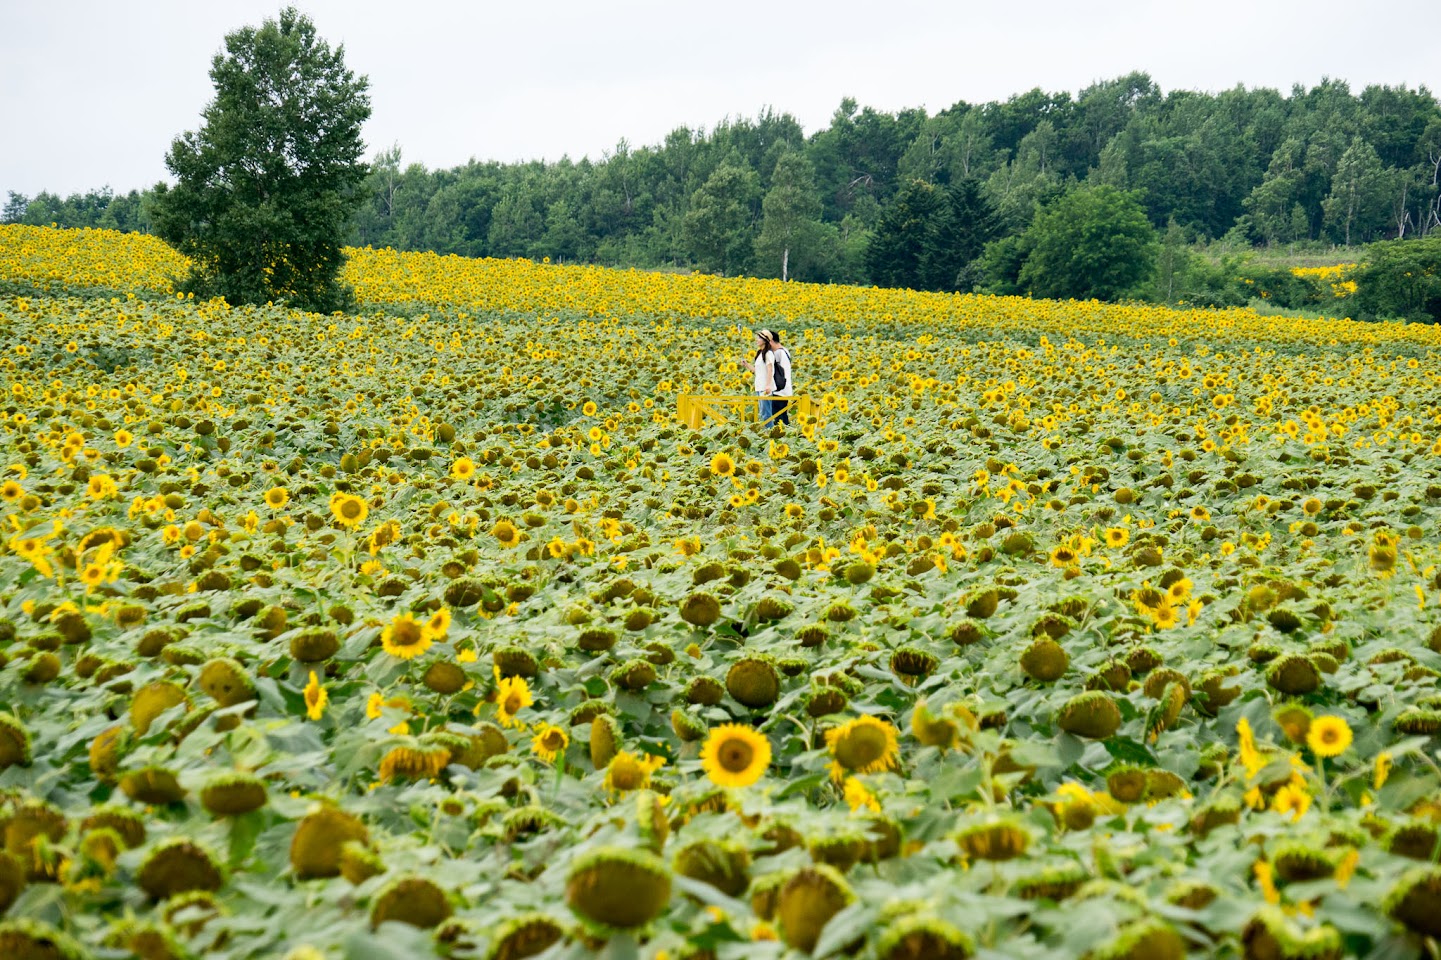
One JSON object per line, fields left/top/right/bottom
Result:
{"left": 678, "top": 394, "right": 815, "bottom": 429}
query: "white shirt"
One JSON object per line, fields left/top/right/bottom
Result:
{"left": 772, "top": 347, "right": 793, "bottom": 396}
{"left": 754, "top": 350, "right": 772, "bottom": 393}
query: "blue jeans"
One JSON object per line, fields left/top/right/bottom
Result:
{"left": 759, "top": 397, "right": 790, "bottom": 426}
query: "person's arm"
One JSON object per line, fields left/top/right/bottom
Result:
{"left": 762, "top": 351, "right": 777, "bottom": 395}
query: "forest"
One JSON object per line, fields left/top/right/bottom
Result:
{"left": 6, "top": 73, "right": 1440, "bottom": 294}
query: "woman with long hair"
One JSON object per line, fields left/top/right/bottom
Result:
{"left": 742, "top": 329, "right": 777, "bottom": 424}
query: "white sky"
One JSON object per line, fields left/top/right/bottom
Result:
{"left": 3, "top": 0, "right": 1440, "bottom": 197}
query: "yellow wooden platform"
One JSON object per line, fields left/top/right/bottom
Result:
{"left": 677, "top": 394, "right": 814, "bottom": 429}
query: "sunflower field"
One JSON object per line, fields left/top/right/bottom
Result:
{"left": 4, "top": 224, "right": 1441, "bottom": 960}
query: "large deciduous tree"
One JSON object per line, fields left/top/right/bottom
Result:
{"left": 1352, "top": 235, "right": 1441, "bottom": 322}
{"left": 1322, "top": 136, "right": 1391, "bottom": 245}
{"left": 754, "top": 150, "right": 823, "bottom": 281}
{"left": 150, "top": 8, "right": 371, "bottom": 311}
{"left": 683, "top": 159, "right": 760, "bottom": 276}
{"left": 1017, "top": 184, "right": 1158, "bottom": 301}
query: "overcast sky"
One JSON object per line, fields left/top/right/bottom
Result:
{"left": 4, "top": 0, "right": 1440, "bottom": 197}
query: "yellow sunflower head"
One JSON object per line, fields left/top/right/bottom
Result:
{"left": 700, "top": 724, "right": 771, "bottom": 788}
{"left": 425, "top": 607, "right": 452, "bottom": 639}
{"left": 530, "top": 723, "right": 569, "bottom": 764}
{"left": 604, "top": 750, "right": 666, "bottom": 795}
{"left": 381, "top": 613, "right": 432, "bottom": 660}
{"left": 330, "top": 493, "right": 368, "bottom": 529}
{"left": 824, "top": 715, "right": 900, "bottom": 781}
{"left": 1306, "top": 715, "right": 1352, "bottom": 758}
{"left": 494, "top": 674, "right": 533, "bottom": 727}
{"left": 303, "top": 671, "right": 327, "bottom": 720}
{"left": 491, "top": 519, "right": 521, "bottom": 549}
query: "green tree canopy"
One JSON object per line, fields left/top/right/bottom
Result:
{"left": 1017, "top": 184, "right": 1159, "bottom": 301}
{"left": 920, "top": 179, "right": 1000, "bottom": 291}
{"left": 864, "top": 179, "right": 942, "bottom": 289}
{"left": 754, "top": 150, "right": 824, "bottom": 281}
{"left": 150, "top": 7, "right": 371, "bottom": 311}
{"left": 1322, "top": 136, "right": 1391, "bottom": 245}
{"left": 1352, "top": 235, "right": 1441, "bottom": 322}
{"left": 683, "top": 159, "right": 760, "bottom": 276}
{"left": 864, "top": 178, "right": 1000, "bottom": 292}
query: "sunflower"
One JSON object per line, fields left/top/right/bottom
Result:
{"left": 330, "top": 493, "right": 369, "bottom": 529}
{"left": 604, "top": 750, "right": 666, "bottom": 794}
{"left": 1271, "top": 781, "right": 1312, "bottom": 821}
{"left": 87, "top": 474, "right": 118, "bottom": 499}
{"left": 824, "top": 715, "right": 900, "bottom": 782}
{"left": 582, "top": 401, "right": 598, "bottom": 416}
{"left": 367, "top": 519, "right": 401, "bottom": 554}
{"left": 264, "top": 487, "right": 289, "bottom": 510}
{"left": 1103, "top": 527, "right": 1129, "bottom": 548}
{"left": 380, "top": 613, "right": 432, "bottom": 660}
{"left": 1152, "top": 602, "right": 1179, "bottom": 630}
{"left": 700, "top": 724, "right": 771, "bottom": 788}
{"left": 366, "top": 692, "right": 413, "bottom": 721}
{"left": 494, "top": 673, "right": 533, "bottom": 728}
{"left": 491, "top": 519, "right": 521, "bottom": 549}
{"left": 530, "top": 723, "right": 569, "bottom": 764}
{"left": 378, "top": 744, "right": 450, "bottom": 782}
{"left": 1270, "top": 702, "right": 1313, "bottom": 746}
{"left": 1306, "top": 715, "right": 1352, "bottom": 758}
{"left": 1190, "top": 505, "right": 1210, "bottom": 522}
{"left": 710, "top": 452, "right": 736, "bottom": 477}
{"left": 1370, "top": 536, "right": 1398, "bottom": 575}
{"left": 0, "top": 481, "right": 20, "bottom": 502}
{"left": 425, "top": 607, "right": 451, "bottom": 640}
{"left": 304, "top": 671, "right": 327, "bottom": 720}
{"left": 842, "top": 777, "right": 880, "bottom": 813}
{"left": 113, "top": 429, "right": 134, "bottom": 447}
{"left": 450, "top": 457, "right": 476, "bottom": 480}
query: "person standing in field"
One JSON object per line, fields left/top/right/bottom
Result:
{"left": 742, "top": 329, "right": 778, "bottom": 425}
{"left": 766, "top": 330, "right": 792, "bottom": 426}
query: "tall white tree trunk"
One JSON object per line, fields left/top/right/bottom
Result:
{"left": 782, "top": 247, "right": 789, "bottom": 282}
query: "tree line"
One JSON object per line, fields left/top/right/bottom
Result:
{"left": 6, "top": 72, "right": 1441, "bottom": 306}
